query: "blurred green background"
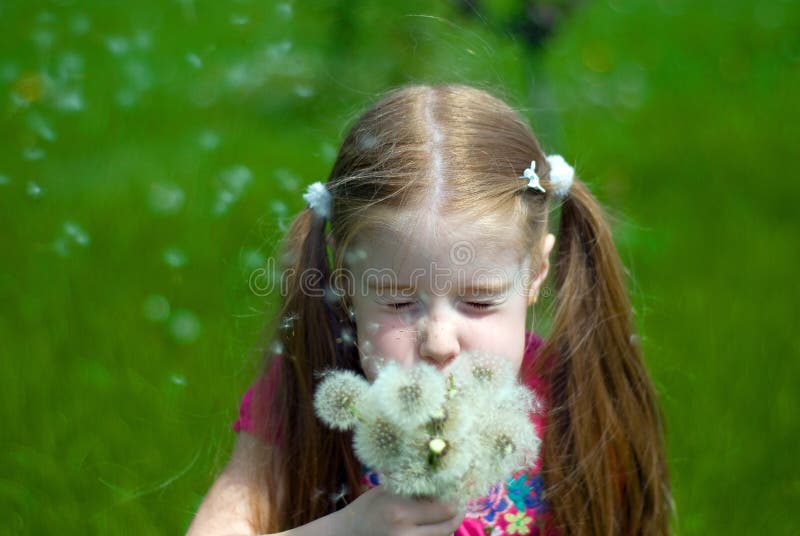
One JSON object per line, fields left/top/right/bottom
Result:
{"left": 1, "top": 0, "right": 797, "bottom": 533}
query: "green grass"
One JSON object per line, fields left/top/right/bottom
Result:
{"left": 1, "top": 0, "right": 798, "bottom": 533}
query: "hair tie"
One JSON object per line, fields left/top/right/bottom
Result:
{"left": 303, "top": 181, "right": 332, "bottom": 219}
{"left": 519, "top": 154, "right": 575, "bottom": 199}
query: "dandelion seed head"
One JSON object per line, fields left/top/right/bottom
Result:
{"left": 385, "top": 462, "right": 438, "bottom": 497}
{"left": 451, "top": 350, "right": 515, "bottom": 397}
{"left": 479, "top": 411, "right": 540, "bottom": 477}
{"left": 399, "top": 383, "right": 422, "bottom": 407}
{"left": 493, "top": 434, "right": 515, "bottom": 457}
{"left": 372, "top": 361, "right": 446, "bottom": 427}
{"left": 313, "top": 371, "right": 368, "bottom": 431}
{"left": 354, "top": 415, "right": 404, "bottom": 468}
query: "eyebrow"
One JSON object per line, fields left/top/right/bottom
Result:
{"left": 461, "top": 280, "right": 512, "bottom": 294}
{"left": 365, "top": 280, "right": 511, "bottom": 293}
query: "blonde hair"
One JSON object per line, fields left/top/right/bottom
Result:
{"left": 246, "top": 84, "right": 672, "bottom": 534}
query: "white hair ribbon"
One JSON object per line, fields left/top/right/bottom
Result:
{"left": 519, "top": 154, "right": 575, "bottom": 198}
{"left": 302, "top": 181, "right": 332, "bottom": 219}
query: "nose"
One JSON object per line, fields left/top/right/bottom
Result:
{"left": 418, "top": 313, "right": 461, "bottom": 367}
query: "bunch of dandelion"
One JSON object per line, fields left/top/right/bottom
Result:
{"left": 313, "top": 350, "right": 542, "bottom": 504}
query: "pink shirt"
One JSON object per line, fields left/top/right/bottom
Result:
{"left": 233, "top": 331, "right": 556, "bottom": 535}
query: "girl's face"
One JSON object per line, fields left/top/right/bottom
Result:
{"left": 347, "top": 216, "right": 553, "bottom": 382}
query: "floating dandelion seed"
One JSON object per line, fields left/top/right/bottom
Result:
{"left": 320, "top": 142, "right": 337, "bottom": 163}
{"left": 363, "top": 321, "right": 380, "bottom": 335}
{"left": 57, "top": 51, "right": 84, "bottom": 80}
{"left": 225, "top": 62, "right": 249, "bottom": 89}
{"left": 241, "top": 248, "right": 265, "bottom": 271}
{"left": 265, "top": 40, "right": 292, "bottom": 60}
{"left": 329, "top": 483, "right": 348, "bottom": 504}
{"left": 63, "top": 220, "right": 90, "bottom": 247}
{"left": 31, "top": 28, "right": 55, "bottom": 50}
{"left": 274, "top": 168, "right": 300, "bottom": 191}
{"left": 198, "top": 129, "right": 219, "bottom": 149}
{"left": 115, "top": 88, "right": 138, "bottom": 108}
{"left": 230, "top": 13, "right": 250, "bottom": 25}
{"left": 26, "top": 181, "right": 43, "bottom": 198}
{"left": 69, "top": 13, "right": 91, "bottom": 35}
{"left": 170, "top": 373, "right": 187, "bottom": 386}
{"left": 270, "top": 200, "right": 288, "bottom": 215}
{"left": 143, "top": 294, "right": 171, "bottom": 322}
{"left": 360, "top": 340, "right": 373, "bottom": 356}
{"left": 340, "top": 326, "right": 354, "bottom": 346}
{"left": 106, "top": 36, "right": 130, "bottom": 55}
{"left": 169, "top": 309, "right": 202, "bottom": 344}
{"left": 214, "top": 165, "right": 252, "bottom": 215}
{"left": 54, "top": 90, "right": 84, "bottom": 112}
{"left": 133, "top": 30, "right": 152, "bottom": 50}
{"left": 294, "top": 84, "right": 314, "bottom": 98}
{"left": 280, "top": 313, "right": 299, "bottom": 330}
{"left": 276, "top": 2, "right": 293, "bottom": 19}
{"left": 213, "top": 190, "right": 235, "bottom": 215}
{"left": 163, "top": 247, "right": 188, "bottom": 268}
{"left": 221, "top": 164, "right": 252, "bottom": 194}
{"left": 186, "top": 52, "right": 203, "bottom": 69}
{"left": 23, "top": 147, "right": 45, "bottom": 160}
{"left": 148, "top": 182, "right": 185, "bottom": 215}
{"left": 27, "top": 113, "right": 56, "bottom": 142}
{"left": 124, "top": 59, "right": 154, "bottom": 93}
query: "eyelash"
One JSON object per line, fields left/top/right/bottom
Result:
{"left": 387, "top": 301, "right": 494, "bottom": 310}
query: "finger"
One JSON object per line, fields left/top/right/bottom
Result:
{"left": 414, "top": 508, "right": 466, "bottom": 536}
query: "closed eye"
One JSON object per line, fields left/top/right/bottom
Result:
{"left": 388, "top": 302, "right": 416, "bottom": 310}
{"left": 466, "top": 302, "right": 494, "bottom": 310}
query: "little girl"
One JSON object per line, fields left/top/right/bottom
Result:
{"left": 187, "top": 84, "right": 672, "bottom": 535}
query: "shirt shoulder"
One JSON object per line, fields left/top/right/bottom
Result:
{"left": 231, "top": 356, "right": 283, "bottom": 443}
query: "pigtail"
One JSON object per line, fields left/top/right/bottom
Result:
{"left": 250, "top": 206, "right": 363, "bottom": 532}
{"left": 537, "top": 180, "right": 673, "bottom": 534}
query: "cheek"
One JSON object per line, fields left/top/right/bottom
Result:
{"left": 466, "top": 310, "right": 527, "bottom": 374}
{"left": 356, "top": 315, "right": 419, "bottom": 379}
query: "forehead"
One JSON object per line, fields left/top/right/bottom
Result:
{"left": 348, "top": 212, "right": 527, "bottom": 276}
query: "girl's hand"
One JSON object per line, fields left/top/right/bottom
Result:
{"left": 332, "top": 486, "right": 465, "bottom": 536}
